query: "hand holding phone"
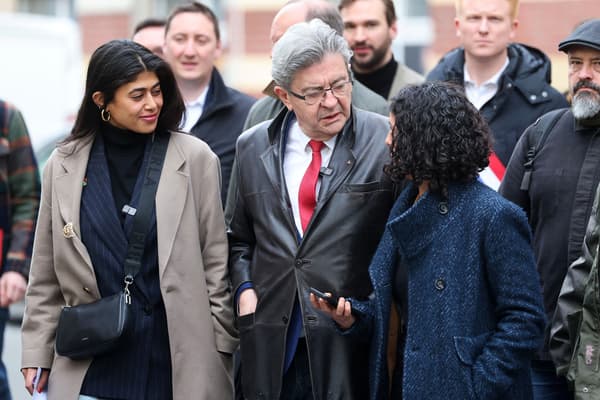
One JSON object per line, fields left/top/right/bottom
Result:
{"left": 309, "top": 287, "right": 357, "bottom": 329}
{"left": 309, "top": 287, "right": 339, "bottom": 308}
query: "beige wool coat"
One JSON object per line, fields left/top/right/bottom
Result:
{"left": 21, "top": 132, "right": 237, "bottom": 399}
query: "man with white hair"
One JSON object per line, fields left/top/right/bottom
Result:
{"left": 227, "top": 19, "right": 394, "bottom": 400}
{"left": 500, "top": 19, "right": 600, "bottom": 400}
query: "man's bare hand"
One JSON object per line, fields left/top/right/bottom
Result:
{"left": 0, "top": 271, "right": 26, "bottom": 307}
{"left": 238, "top": 288, "right": 258, "bottom": 316}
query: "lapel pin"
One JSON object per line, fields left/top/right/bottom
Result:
{"left": 63, "top": 222, "right": 75, "bottom": 238}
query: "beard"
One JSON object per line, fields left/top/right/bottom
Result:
{"left": 571, "top": 80, "right": 600, "bottom": 120}
{"left": 351, "top": 37, "right": 392, "bottom": 72}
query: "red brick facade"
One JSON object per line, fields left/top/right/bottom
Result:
{"left": 241, "top": 9, "right": 277, "bottom": 55}
{"left": 79, "top": 14, "right": 130, "bottom": 55}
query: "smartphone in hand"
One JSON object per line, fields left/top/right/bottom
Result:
{"left": 309, "top": 287, "right": 339, "bottom": 308}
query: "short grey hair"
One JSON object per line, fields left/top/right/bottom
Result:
{"left": 272, "top": 19, "right": 352, "bottom": 89}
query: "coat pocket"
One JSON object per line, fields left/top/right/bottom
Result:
{"left": 239, "top": 318, "right": 286, "bottom": 400}
{"left": 454, "top": 332, "right": 492, "bottom": 365}
{"left": 453, "top": 332, "right": 493, "bottom": 399}
{"left": 339, "top": 181, "right": 382, "bottom": 193}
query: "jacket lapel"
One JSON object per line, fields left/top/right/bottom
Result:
{"left": 155, "top": 136, "right": 188, "bottom": 280}
{"left": 261, "top": 112, "right": 298, "bottom": 234}
{"left": 54, "top": 137, "right": 95, "bottom": 273}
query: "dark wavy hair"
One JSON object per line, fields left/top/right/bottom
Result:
{"left": 67, "top": 39, "right": 184, "bottom": 142}
{"left": 384, "top": 81, "right": 491, "bottom": 199}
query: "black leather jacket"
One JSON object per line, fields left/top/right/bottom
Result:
{"left": 226, "top": 107, "right": 394, "bottom": 400}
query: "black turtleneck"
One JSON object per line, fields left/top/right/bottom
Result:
{"left": 101, "top": 124, "right": 150, "bottom": 219}
{"left": 354, "top": 58, "right": 398, "bottom": 99}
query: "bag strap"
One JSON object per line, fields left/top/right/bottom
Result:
{"left": 123, "top": 131, "right": 170, "bottom": 290}
{"left": 520, "top": 108, "right": 568, "bottom": 190}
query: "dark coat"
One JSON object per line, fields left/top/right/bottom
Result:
{"left": 427, "top": 44, "right": 568, "bottom": 165}
{"left": 227, "top": 107, "right": 395, "bottom": 400}
{"left": 350, "top": 181, "right": 545, "bottom": 400}
{"left": 189, "top": 68, "right": 255, "bottom": 204}
{"left": 500, "top": 110, "right": 600, "bottom": 359}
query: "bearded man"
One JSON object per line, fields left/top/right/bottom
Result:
{"left": 500, "top": 18, "right": 600, "bottom": 400}
{"left": 338, "top": 0, "right": 423, "bottom": 100}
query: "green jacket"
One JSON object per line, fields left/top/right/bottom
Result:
{"left": 551, "top": 182, "right": 600, "bottom": 398}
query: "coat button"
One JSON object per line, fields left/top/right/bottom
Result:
{"left": 530, "top": 94, "right": 537, "bottom": 101}
{"left": 542, "top": 91, "right": 548, "bottom": 98}
{"left": 83, "top": 286, "right": 91, "bottom": 293}
{"left": 438, "top": 202, "right": 449, "bottom": 215}
{"left": 282, "top": 315, "right": 289, "bottom": 324}
{"left": 435, "top": 278, "right": 446, "bottom": 291}
{"left": 144, "top": 304, "right": 153, "bottom": 315}
{"left": 295, "top": 259, "right": 303, "bottom": 267}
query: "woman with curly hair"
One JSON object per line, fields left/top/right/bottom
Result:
{"left": 311, "top": 81, "right": 546, "bottom": 399}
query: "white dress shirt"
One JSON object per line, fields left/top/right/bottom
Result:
{"left": 180, "top": 85, "right": 209, "bottom": 132}
{"left": 464, "top": 58, "right": 509, "bottom": 110}
{"left": 283, "top": 120, "right": 337, "bottom": 236}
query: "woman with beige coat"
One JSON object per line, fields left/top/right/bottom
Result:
{"left": 20, "top": 40, "right": 237, "bottom": 400}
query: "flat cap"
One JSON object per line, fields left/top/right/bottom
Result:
{"left": 559, "top": 19, "right": 600, "bottom": 52}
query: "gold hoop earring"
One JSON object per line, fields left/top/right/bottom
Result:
{"left": 101, "top": 108, "right": 111, "bottom": 122}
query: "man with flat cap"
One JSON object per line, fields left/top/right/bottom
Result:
{"left": 500, "top": 19, "right": 600, "bottom": 400}
{"left": 548, "top": 19, "right": 600, "bottom": 399}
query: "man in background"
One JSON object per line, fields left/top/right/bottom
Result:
{"left": 427, "top": 0, "right": 567, "bottom": 189}
{"left": 132, "top": 18, "right": 165, "bottom": 58}
{"left": 339, "top": 0, "right": 424, "bottom": 100}
{"left": 163, "top": 2, "right": 255, "bottom": 204}
{"left": 501, "top": 18, "right": 600, "bottom": 400}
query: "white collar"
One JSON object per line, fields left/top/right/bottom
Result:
{"left": 185, "top": 84, "right": 210, "bottom": 108}
{"left": 288, "top": 121, "right": 337, "bottom": 152}
{"left": 463, "top": 57, "right": 510, "bottom": 88}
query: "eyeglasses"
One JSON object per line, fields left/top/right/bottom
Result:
{"left": 288, "top": 80, "right": 352, "bottom": 105}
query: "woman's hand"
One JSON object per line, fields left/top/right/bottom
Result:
{"left": 22, "top": 367, "right": 49, "bottom": 395}
{"left": 309, "top": 293, "right": 356, "bottom": 330}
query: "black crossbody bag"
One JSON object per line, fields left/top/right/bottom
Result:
{"left": 55, "top": 132, "right": 170, "bottom": 360}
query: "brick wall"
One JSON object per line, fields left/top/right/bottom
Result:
{"left": 242, "top": 9, "right": 277, "bottom": 55}
{"left": 79, "top": 13, "right": 130, "bottom": 55}
{"left": 429, "top": 0, "right": 599, "bottom": 58}
{"left": 426, "top": 0, "right": 600, "bottom": 91}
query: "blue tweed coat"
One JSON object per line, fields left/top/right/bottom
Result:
{"left": 350, "top": 181, "right": 546, "bottom": 400}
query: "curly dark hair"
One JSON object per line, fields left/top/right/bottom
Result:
{"left": 384, "top": 81, "right": 491, "bottom": 199}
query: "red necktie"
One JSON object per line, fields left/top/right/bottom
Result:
{"left": 299, "top": 140, "right": 324, "bottom": 232}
